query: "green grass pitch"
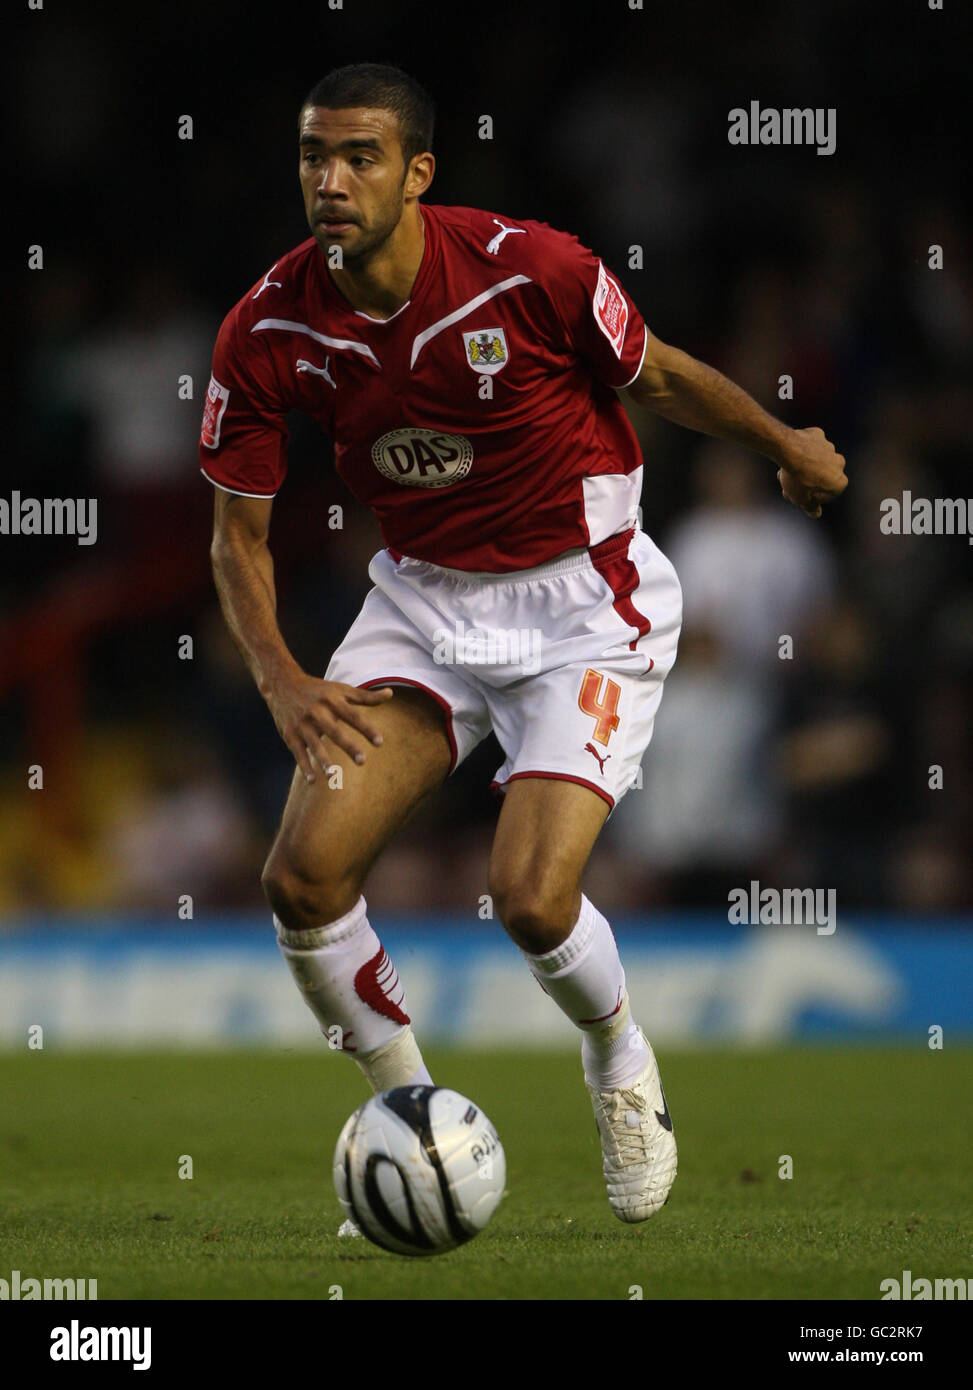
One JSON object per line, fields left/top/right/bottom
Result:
{"left": 2, "top": 1047, "right": 970, "bottom": 1300}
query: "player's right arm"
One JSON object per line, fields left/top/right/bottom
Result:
{"left": 209, "top": 469, "right": 392, "bottom": 784}
{"left": 202, "top": 289, "right": 393, "bottom": 781}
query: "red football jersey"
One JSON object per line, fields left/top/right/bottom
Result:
{"left": 200, "top": 204, "right": 648, "bottom": 571}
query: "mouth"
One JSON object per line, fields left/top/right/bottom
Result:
{"left": 317, "top": 215, "right": 357, "bottom": 234}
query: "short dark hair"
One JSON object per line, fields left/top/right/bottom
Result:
{"left": 303, "top": 64, "right": 434, "bottom": 166}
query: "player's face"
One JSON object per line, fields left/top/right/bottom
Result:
{"left": 299, "top": 106, "right": 412, "bottom": 263}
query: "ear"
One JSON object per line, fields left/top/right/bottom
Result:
{"left": 406, "top": 151, "right": 435, "bottom": 200}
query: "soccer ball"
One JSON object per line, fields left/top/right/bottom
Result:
{"left": 333, "top": 1085, "right": 506, "bottom": 1256}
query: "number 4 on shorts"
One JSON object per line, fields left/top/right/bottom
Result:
{"left": 578, "top": 668, "right": 621, "bottom": 746}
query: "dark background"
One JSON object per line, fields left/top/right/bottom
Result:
{"left": 3, "top": 0, "right": 970, "bottom": 917}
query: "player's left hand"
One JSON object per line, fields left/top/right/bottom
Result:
{"left": 777, "top": 426, "right": 848, "bottom": 518}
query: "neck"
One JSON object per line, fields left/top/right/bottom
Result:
{"left": 328, "top": 203, "right": 426, "bottom": 320}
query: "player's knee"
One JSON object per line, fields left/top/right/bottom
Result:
{"left": 261, "top": 847, "right": 360, "bottom": 933}
{"left": 489, "top": 875, "right": 577, "bottom": 953}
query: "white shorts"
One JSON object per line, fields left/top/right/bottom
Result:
{"left": 325, "top": 528, "right": 682, "bottom": 810}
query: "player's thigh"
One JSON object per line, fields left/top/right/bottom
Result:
{"left": 264, "top": 685, "right": 452, "bottom": 896}
{"left": 488, "top": 777, "right": 610, "bottom": 947}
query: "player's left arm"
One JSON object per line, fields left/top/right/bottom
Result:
{"left": 622, "top": 329, "right": 847, "bottom": 518}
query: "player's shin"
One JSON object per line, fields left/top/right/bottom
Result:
{"left": 520, "top": 894, "right": 649, "bottom": 1089}
{"left": 275, "top": 895, "right": 432, "bottom": 1092}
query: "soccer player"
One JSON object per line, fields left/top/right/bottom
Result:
{"left": 203, "top": 64, "right": 847, "bottom": 1225}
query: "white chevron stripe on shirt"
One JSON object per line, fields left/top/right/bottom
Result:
{"left": 251, "top": 318, "right": 380, "bottom": 366}
{"left": 410, "top": 275, "right": 532, "bottom": 368}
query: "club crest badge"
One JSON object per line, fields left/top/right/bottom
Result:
{"left": 462, "top": 327, "right": 509, "bottom": 375}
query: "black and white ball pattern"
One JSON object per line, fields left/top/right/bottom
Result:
{"left": 333, "top": 1086, "right": 506, "bottom": 1256}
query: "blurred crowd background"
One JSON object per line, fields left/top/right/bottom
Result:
{"left": 4, "top": 0, "right": 970, "bottom": 918}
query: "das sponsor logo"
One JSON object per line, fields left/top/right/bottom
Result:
{"left": 371, "top": 428, "right": 474, "bottom": 488}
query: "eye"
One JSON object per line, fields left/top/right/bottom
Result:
{"left": 350, "top": 156, "right": 372, "bottom": 168}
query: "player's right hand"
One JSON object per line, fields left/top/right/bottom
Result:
{"left": 264, "top": 672, "right": 394, "bottom": 783}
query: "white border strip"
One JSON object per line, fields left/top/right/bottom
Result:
{"left": 619, "top": 322, "right": 649, "bottom": 389}
{"left": 200, "top": 467, "right": 277, "bottom": 500}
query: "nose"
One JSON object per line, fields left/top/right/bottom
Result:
{"left": 316, "top": 159, "right": 347, "bottom": 200}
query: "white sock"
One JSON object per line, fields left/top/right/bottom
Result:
{"left": 522, "top": 894, "right": 649, "bottom": 1090}
{"left": 276, "top": 896, "right": 432, "bottom": 1093}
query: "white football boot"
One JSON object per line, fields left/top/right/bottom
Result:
{"left": 586, "top": 1028, "right": 677, "bottom": 1222}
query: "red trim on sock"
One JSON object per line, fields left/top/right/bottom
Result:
{"left": 353, "top": 946, "right": 411, "bottom": 1025}
{"left": 578, "top": 985, "right": 624, "bottom": 1025}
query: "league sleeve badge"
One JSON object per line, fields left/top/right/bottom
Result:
{"left": 592, "top": 262, "right": 629, "bottom": 360}
{"left": 201, "top": 374, "right": 231, "bottom": 449}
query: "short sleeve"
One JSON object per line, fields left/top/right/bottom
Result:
{"left": 541, "top": 232, "right": 647, "bottom": 389}
{"left": 198, "top": 308, "right": 289, "bottom": 498}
